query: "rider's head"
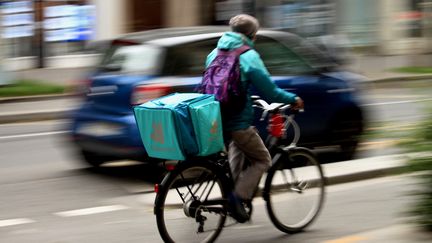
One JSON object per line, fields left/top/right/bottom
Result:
{"left": 229, "top": 14, "right": 259, "bottom": 41}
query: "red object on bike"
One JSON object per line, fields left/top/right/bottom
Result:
{"left": 268, "top": 113, "right": 285, "bottom": 138}
{"left": 165, "top": 164, "right": 176, "bottom": 171}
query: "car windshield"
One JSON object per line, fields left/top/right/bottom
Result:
{"left": 100, "top": 44, "right": 162, "bottom": 74}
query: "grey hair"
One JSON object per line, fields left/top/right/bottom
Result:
{"left": 229, "top": 14, "right": 260, "bottom": 39}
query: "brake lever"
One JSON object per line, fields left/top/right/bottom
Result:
{"left": 260, "top": 110, "right": 268, "bottom": 121}
{"left": 251, "top": 95, "right": 260, "bottom": 101}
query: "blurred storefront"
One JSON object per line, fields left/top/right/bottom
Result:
{"left": 211, "top": 0, "right": 432, "bottom": 55}
{"left": 334, "top": 0, "right": 432, "bottom": 55}
{"left": 378, "top": 0, "right": 432, "bottom": 55}
{"left": 0, "top": 0, "right": 98, "bottom": 69}
{"left": 0, "top": 0, "right": 163, "bottom": 70}
{"left": 0, "top": 0, "right": 431, "bottom": 70}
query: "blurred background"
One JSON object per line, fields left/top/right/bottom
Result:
{"left": 0, "top": 1, "right": 432, "bottom": 242}
{"left": 0, "top": 0, "right": 431, "bottom": 71}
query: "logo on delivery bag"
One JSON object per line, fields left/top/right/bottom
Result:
{"left": 210, "top": 120, "right": 218, "bottom": 134}
{"left": 151, "top": 122, "right": 164, "bottom": 144}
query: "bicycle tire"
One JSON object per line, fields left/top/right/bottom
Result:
{"left": 154, "top": 159, "right": 230, "bottom": 243}
{"left": 263, "top": 147, "right": 325, "bottom": 233}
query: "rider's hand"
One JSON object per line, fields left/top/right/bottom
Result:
{"left": 292, "top": 96, "right": 304, "bottom": 110}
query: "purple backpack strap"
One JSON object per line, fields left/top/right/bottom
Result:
{"left": 233, "top": 45, "right": 251, "bottom": 56}
{"left": 217, "top": 45, "right": 251, "bottom": 56}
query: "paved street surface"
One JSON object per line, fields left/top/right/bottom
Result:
{"left": 0, "top": 80, "right": 431, "bottom": 242}
{"left": 0, "top": 160, "right": 420, "bottom": 243}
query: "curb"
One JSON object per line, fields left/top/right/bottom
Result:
{"left": 0, "top": 109, "right": 71, "bottom": 124}
{"left": 0, "top": 93, "right": 76, "bottom": 104}
{"left": 138, "top": 153, "right": 413, "bottom": 206}
{"left": 323, "top": 156, "right": 407, "bottom": 186}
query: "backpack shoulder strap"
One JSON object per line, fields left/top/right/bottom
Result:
{"left": 233, "top": 45, "right": 251, "bottom": 56}
{"left": 217, "top": 45, "right": 251, "bottom": 56}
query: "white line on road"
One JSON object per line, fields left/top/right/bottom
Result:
{"left": 0, "top": 131, "right": 67, "bottom": 140}
{"left": 0, "top": 218, "right": 35, "bottom": 227}
{"left": 231, "top": 224, "right": 264, "bottom": 230}
{"left": 361, "top": 98, "right": 432, "bottom": 107}
{"left": 54, "top": 205, "right": 129, "bottom": 217}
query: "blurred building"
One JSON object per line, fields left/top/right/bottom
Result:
{"left": 169, "top": 0, "right": 432, "bottom": 56}
{"left": 334, "top": 0, "right": 432, "bottom": 55}
{"left": 0, "top": 0, "right": 431, "bottom": 71}
{"left": 250, "top": 0, "right": 431, "bottom": 55}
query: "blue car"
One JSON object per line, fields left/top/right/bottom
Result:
{"left": 70, "top": 26, "right": 364, "bottom": 167}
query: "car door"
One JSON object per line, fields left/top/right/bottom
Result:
{"left": 253, "top": 35, "right": 333, "bottom": 143}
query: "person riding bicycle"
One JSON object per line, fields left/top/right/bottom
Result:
{"left": 204, "top": 14, "right": 304, "bottom": 223}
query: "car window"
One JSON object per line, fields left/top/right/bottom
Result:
{"left": 163, "top": 39, "right": 218, "bottom": 76}
{"left": 100, "top": 44, "right": 162, "bottom": 74}
{"left": 292, "top": 39, "right": 338, "bottom": 69}
{"left": 255, "top": 36, "right": 315, "bottom": 75}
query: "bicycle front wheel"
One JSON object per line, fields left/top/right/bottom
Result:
{"left": 263, "top": 147, "right": 325, "bottom": 233}
{"left": 154, "top": 160, "right": 229, "bottom": 243}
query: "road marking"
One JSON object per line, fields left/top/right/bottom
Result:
{"left": 0, "top": 218, "right": 35, "bottom": 227}
{"left": 0, "top": 131, "right": 67, "bottom": 140}
{"left": 361, "top": 98, "right": 432, "bottom": 106}
{"left": 54, "top": 205, "right": 129, "bottom": 217}
{"left": 231, "top": 224, "right": 264, "bottom": 230}
{"left": 322, "top": 235, "right": 368, "bottom": 243}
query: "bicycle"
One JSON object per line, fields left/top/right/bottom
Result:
{"left": 154, "top": 97, "right": 326, "bottom": 243}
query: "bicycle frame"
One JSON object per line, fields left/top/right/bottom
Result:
{"left": 158, "top": 98, "right": 302, "bottom": 198}
{"left": 154, "top": 97, "right": 325, "bottom": 242}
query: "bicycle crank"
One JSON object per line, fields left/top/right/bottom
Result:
{"left": 290, "top": 180, "right": 308, "bottom": 193}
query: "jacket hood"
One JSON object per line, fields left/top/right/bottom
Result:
{"left": 217, "top": 32, "right": 254, "bottom": 50}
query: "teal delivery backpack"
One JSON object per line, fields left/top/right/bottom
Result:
{"left": 133, "top": 93, "right": 224, "bottom": 160}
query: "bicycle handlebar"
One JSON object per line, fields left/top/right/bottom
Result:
{"left": 250, "top": 95, "right": 302, "bottom": 146}
{"left": 251, "top": 95, "right": 302, "bottom": 121}
{"left": 251, "top": 95, "right": 288, "bottom": 111}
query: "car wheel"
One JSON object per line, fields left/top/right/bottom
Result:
{"left": 80, "top": 150, "right": 107, "bottom": 167}
{"left": 330, "top": 108, "right": 363, "bottom": 161}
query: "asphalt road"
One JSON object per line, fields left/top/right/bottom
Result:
{"left": 0, "top": 151, "right": 418, "bottom": 243}
{"left": 0, "top": 81, "right": 430, "bottom": 242}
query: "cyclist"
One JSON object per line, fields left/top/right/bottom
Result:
{"left": 204, "top": 14, "right": 304, "bottom": 223}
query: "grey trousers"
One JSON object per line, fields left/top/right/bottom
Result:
{"left": 228, "top": 126, "right": 272, "bottom": 200}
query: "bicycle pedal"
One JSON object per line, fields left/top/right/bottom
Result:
{"left": 197, "top": 225, "right": 204, "bottom": 233}
{"left": 290, "top": 186, "right": 302, "bottom": 193}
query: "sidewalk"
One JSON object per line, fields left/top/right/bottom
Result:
{"left": 347, "top": 53, "right": 432, "bottom": 81}
{"left": 0, "top": 96, "right": 79, "bottom": 123}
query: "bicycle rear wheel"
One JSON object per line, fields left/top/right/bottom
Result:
{"left": 154, "top": 160, "right": 229, "bottom": 243}
{"left": 263, "top": 147, "right": 325, "bottom": 233}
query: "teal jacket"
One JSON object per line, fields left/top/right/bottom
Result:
{"left": 206, "top": 32, "right": 298, "bottom": 131}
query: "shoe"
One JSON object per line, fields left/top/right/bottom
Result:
{"left": 228, "top": 192, "right": 250, "bottom": 223}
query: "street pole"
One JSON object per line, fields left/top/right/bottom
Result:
{"left": 422, "top": 1, "right": 432, "bottom": 54}
{"left": 35, "top": 0, "right": 44, "bottom": 68}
